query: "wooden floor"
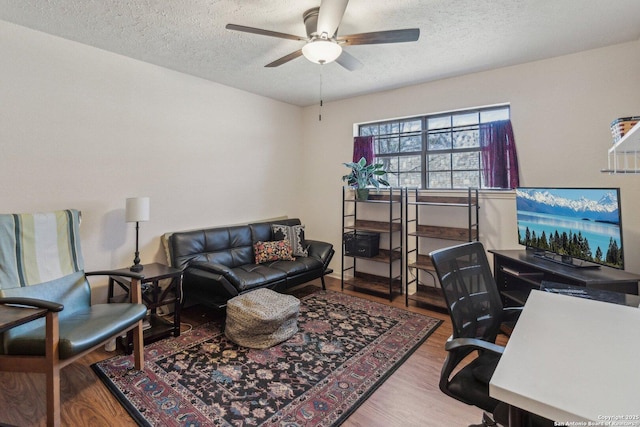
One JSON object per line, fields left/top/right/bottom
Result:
{"left": 0, "top": 277, "right": 485, "bottom": 427}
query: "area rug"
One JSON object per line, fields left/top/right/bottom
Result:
{"left": 92, "top": 290, "right": 441, "bottom": 426}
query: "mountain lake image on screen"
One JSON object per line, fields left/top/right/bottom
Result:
{"left": 516, "top": 187, "right": 624, "bottom": 269}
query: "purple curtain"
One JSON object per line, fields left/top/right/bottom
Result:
{"left": 479, "top": 120, "right": 520, "bottom": 189}
{"left": 353, "top": 136, "right": 374, "bottom": 164}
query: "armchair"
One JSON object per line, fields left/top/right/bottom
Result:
{"left": 0, "top": 209, "right": 147, "bottom": 427}
{"left": 430, "top": 242, "right": 551, "bottom": 427}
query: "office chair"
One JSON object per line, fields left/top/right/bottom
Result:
{"left": 0, "top": 209, "right": 147, "bottom": 427}
{"left": 430, "top": 241, "right": 552, "bottom": 427}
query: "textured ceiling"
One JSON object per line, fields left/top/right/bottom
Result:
{"left": 1, "top": 0, "right": 640, "bottom": 106}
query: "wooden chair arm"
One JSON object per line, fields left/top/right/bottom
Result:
{"left": 0, "top": 297, "right": 64, "bottom": 312}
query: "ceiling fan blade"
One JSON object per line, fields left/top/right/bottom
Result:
{"left": 265, "top": 49, "right": 304, "bottom": 67}
{"left": 338, "top": 28, "right": 420, "bottom": 45}
{"left": 336, "top": 50, "right": 363, "bottom": 71}
{"left": 226, "top": 24, "right": 306, "bottom": 42}
{"left": 317, "top": 0, "right": 349, "bottom": 37}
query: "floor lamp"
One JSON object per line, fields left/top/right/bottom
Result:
{"left": 126, "top": 197, "right": 150, "bottom": 272}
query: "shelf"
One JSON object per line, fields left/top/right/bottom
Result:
{"left": 600, "top": 168, "right": 640, "bottom": 174}
{"left": 342, "top": 272, "right": 402, "bottom": 296}
{"left": 409, "top": 254, "right": 476, "bottom": 272}
{"left": 603, "top": 121, "right": 640, "bottom": 173}
{"left": 144, "top": 315, "right": 175, "bottom": 340}
{"left": 344, "top": 191, "right": 403, "bottom": 203}
{"left": 411, "top": 194, "right": 478, "bottom": 206}
{"left": 362, "top": 193, "right": 403, "bottom": 202}
{"left": 501, "top": 290, "right": 530, "bottom": 306}
{"left": 344, "top": 248, "right": 402, "bottom": 264}
{"left": 120, "top": 314, "right": 175, "bottom": 353}
{"left": 406, "top": 284, "right": 447, "bottom": 310}
{"left": 409, "top": 225, "right": 478, "bottom": 241}
{"left": 499, "top": 266, "right": 545, "bottom": 287}
{"left": 345, "top": 219, "right": 402, "bottom": 233}
{"left": 407, "top": 254, "right": 435, "bottom": 271}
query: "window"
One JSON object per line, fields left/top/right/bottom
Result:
{"left": 358, "top": 106, "right": 510, "bottom": 189}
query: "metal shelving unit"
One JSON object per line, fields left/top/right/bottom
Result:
{"left": 404, "top": 188, "right": 479, "bottom": 309}
{"left": 341, "top": 187, "right": 403, "bottom": 301}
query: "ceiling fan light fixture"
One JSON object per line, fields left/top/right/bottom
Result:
{"left": 302, "top": 39, "right": 342, "bottom": 64}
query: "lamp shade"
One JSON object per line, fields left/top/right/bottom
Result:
{"left": 302, "top": 39, "right": 342, "bottom": 64}
{"left": 125, "top": 197, "right": 150, "bottom": 223}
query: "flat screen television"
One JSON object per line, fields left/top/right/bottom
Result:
{"left": 516, "top": 187, "right": 624, "bottom": 269}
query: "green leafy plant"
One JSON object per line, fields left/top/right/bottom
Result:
{"left": 342, "top": 157, "right": 390, "bottom": 189}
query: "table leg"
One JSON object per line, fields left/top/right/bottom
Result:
{"left": 508, "top": 404, "right": 525, "bottom": 427}
{"left": 130, "top": 277, "right": 144, "bottom": 370}
{"left": 151, "top": 279, "right": 159, "bottom": 315}
{"left": 173, "top": 275, "right": 182, "bottom": 337}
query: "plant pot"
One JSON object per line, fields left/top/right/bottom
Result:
{"left": 356, "top": 188, "right": 370, "bottom": 201}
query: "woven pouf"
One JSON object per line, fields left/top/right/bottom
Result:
{"left": 225, "top": 288, "right": 300, "bottom": 349}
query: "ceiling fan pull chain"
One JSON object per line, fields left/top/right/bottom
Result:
{"left": 319, "top": 68, "right": 323, "bottom": 121}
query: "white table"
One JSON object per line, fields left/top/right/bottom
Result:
{"left": 490, "top": 290, "right": 640, "bottom": 426}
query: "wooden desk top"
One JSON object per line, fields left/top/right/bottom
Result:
{"left": 490, "top": 290, "right": 640, "bottom": 423}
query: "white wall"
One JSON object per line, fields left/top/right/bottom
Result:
{"left": 0, "top": 21, "right": 303, "bottom": 301}
{"left": 2, "top": 18, "right": 640, "bottom": 301}
{"left": 300, "top": 40, "right": 640, "bottom": 275}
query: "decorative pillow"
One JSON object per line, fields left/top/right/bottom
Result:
{"left": 254, "top": 240, "right": 295, "bottom": 264}
{"left": 272, "top": 224, "right": 309, "bottom": 257}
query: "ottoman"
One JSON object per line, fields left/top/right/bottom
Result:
{"left": 225, "top": 288, "right": 300, "bottom": 349}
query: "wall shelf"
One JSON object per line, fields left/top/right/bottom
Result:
{"left": 602, "top": 121, "right": 640, "bottom": 174}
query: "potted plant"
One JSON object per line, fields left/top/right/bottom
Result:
{"left": 342, "top": 157, "right": 390, "bottom": 200}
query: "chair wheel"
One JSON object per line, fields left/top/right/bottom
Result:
{"left": 482, "top": 411, "right": 499, "bottom": 426}
{"left": 468, "top": 412, "right": 499, "bottom": 427}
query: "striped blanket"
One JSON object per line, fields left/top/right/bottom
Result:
{"left": 0, "top": 209, "right": 84, "bottom": 289}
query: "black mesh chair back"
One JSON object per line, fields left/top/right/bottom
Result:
{"left": 430, "top": 242, "right": 554, "bottom": 427}
{"left": 430, "top": 241, "right": 504, "bottom": 343}
{"left": 429, "top": 241, "right": 505, "bottom": 414}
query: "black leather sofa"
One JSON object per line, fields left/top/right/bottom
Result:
{"left": 167, "top": 218, "right": 334, "bottom": 309}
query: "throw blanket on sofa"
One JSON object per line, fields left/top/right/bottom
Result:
{"left": 0, "top": 209, "right": 84, "bottom": 289}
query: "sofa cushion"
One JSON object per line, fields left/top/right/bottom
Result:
{"left": 171, "top": 225, "right": 253, "bottom": 270}
{"left": 232, "top": 264, "right": 287, "bottom": 292}
{"left": 5, "top": 303, "right": 147, "bottom": 359}
{"left": 264, "top": 256, "right": 324, "bottom": 276}
{"left": 254, "top": 240, "right": 294, "bottom": 264}
{"left": 272, "top": 224, "right": 308, "bottom": 257}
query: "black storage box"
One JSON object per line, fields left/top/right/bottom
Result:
{"left": 343, "top": 231, "right": 380, "bottom": 258}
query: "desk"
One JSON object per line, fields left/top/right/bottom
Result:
{"left": 540, "top": 281, "right": 640, "bottom": 307}
{"left": 490, "top": 249, "right": 640, "bottom": 306}
{"left": 490, "top": 290, "right": 640, "bottom": 426}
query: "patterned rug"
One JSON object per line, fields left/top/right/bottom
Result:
{"left": 92, "top": 290, "right": 441, "bottom": 426}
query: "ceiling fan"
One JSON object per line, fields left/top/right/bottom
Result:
{"left": 225, "top": 0, "right": 420, "bottom": 71}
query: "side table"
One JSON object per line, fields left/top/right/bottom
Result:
{"left": 108, "top": 262, "right": 183, "bottom": 352}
